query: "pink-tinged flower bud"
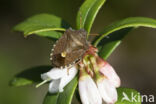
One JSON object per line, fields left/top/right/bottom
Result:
{"left": 96, "top": 78, "right": 118, "bottom": 104}
{"left": 97, "top": 57, "right": 121, "bottom": 88}
{"left": 79, "top": 75, "right": 102, "bottom": 104}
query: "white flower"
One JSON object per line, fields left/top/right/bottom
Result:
{"left": 96, "top": 78, "right": 118, "bottom": 104}
{"left": 79, "top": 75, "right": 102, "bottom": 104}
{"left": 41, "top": 66, "right": 78, "bottom": 93}
{"left": 96, "top": 59, "right": 120, "bottom": 104}
{"left": 89, "top": 54, "right": 120, "bottom": 104}
{"left": 99, "top": 62, "right": 121, "bottom": 88}
{"left": 41, "top": 68, "right": 65, "bottom": 80}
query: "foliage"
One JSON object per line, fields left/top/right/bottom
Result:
{"left": 11, "top": 0, "right": 156, "bottom": 104}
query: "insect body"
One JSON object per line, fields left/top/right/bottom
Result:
{"left": 50, "top": 28, "right": 89, "bottom": 68}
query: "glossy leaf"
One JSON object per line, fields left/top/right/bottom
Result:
{"left": 116, "top": 87, "right": 141, "bottom": 104}
{"left": 76, "top": 0, "right": 106, "bottom": 35}
{"left": 98, "top": 28, "right": 134, "bottom": 59}
{"left": 84, "top": 0, "right": 106, "bottom": 35}
{"left": 14, "top": 14, "right": 70, "bottom": 39}
{"left": 43, "top": 76, "right": 78, "bottom": 104}
{"left": 76, "top": 0, "right": 96, "bottom": 29}
{"left": 57, "top": 76, "right": 78, "bottom": 104}
{"left": 10, "top": 66, "right": 52, "bottom": 87}
{"left": 36, "top": 31, "right": 63, "bottom": 39}
{"left": 94, "top": 17, "right": 156, "bottom": 46}
{"left": 94, "top": 17, "right": 156, "bottom": 59}
{"left": 43, "top": 93, "right": 59, "bottom": 104}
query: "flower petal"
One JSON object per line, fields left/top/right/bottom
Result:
{"left": 41, "top": 67, "right": 66, "bottom": 80}
{"left": 97, "top": 78, "right": 118, "bottom": 104}
{"left": 79, "top": 76, "right": 102, "bottom": 104}
{"left": 49, "top": 79, "right": 61, "bottom": 93}
{"left": 59, "top": 66, "right": 78, "bottom": 92}
{"left": 100, "top": 62, "right": 121, "bottom": 87}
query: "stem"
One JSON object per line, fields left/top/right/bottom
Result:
{"left": 36, "top": 78, "right": 51, "bottom": 88}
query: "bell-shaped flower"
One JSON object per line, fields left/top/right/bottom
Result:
{"left": 40, "top": 66, "right": 78, "bottom": 93}
{"left": 78, "top": 63, "right": 102, "bottom": 104}
{"left": 96, "top": 77, "right": 118, "bottom": 104}
{"left": 97, "top": 57, "right": 121, "bottom": 88}
{"left": 79, "top": 75, "right": 102, "bottom": 104}
{"left": 89, "top": 55, "right": 119, "bottom": 104}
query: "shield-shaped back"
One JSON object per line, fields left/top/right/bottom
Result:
{"left": 50, "top": 28, "right": 89, "bottom": 68}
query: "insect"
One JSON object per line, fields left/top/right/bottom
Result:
{"left": 50, "top": 28, "right": 89, "bottom": 68}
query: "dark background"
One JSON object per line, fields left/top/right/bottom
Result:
{"left": 0, "top": 0, "right": 156, "bottom": 104}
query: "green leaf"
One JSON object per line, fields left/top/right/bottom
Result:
{"left": 10, "top": 66, "right": 52, "bottom": 87}
{"left": 57, "top": 76, "right": 78, "bottom": 104}
{"left": 36, "top": 31, "right": 63, "bottom": 39}
{"left": 76, "top": 0, "right": 96, "bottom": 29}
{"left": 94, "top": 17, "right": 156, "bottom": 46}
{"left": 76, "top": 0, "right": 106, "bottom": 35}
{"left": 43, "top": 93, "right": 59, "bottom": 104}
{"left": 93, "top": 17, "right": 156, "bottom": 59}
{"left": 116, "top": 87, "right": 141, "bottom": 104}
{"left": 43, "top": 76, "right": 78, "bottom": 104}
{"left": 98, "top": 28, "right": 134, "bottom": 59}
{"left": 14, "top": 14, "right": 70, "bottom": 39}
{"left": 84, "top": 0, "right": 106, "bottom": 35}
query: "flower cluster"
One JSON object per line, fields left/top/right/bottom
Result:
{"left": 40, "top": 46, "right": 120, "bottom": 104}
{"left": 78, "top": 46, "right": 120, "bottom": 104}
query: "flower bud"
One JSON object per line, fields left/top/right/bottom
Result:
{"left": 79, "top": 74, "right": 102, "bottom": 104}
{"left": 96, "top": 77, "right": 118, "bottom": 104}
{"left": 98, "top": 59, "right": 121, "bottom": 87}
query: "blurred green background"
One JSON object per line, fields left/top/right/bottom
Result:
{"left": 0, "top": 0, "right": 156, "bottom": 104}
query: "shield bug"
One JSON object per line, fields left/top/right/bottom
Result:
{"left": 50, "top": 28, "right": 89, "bottom": 68}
